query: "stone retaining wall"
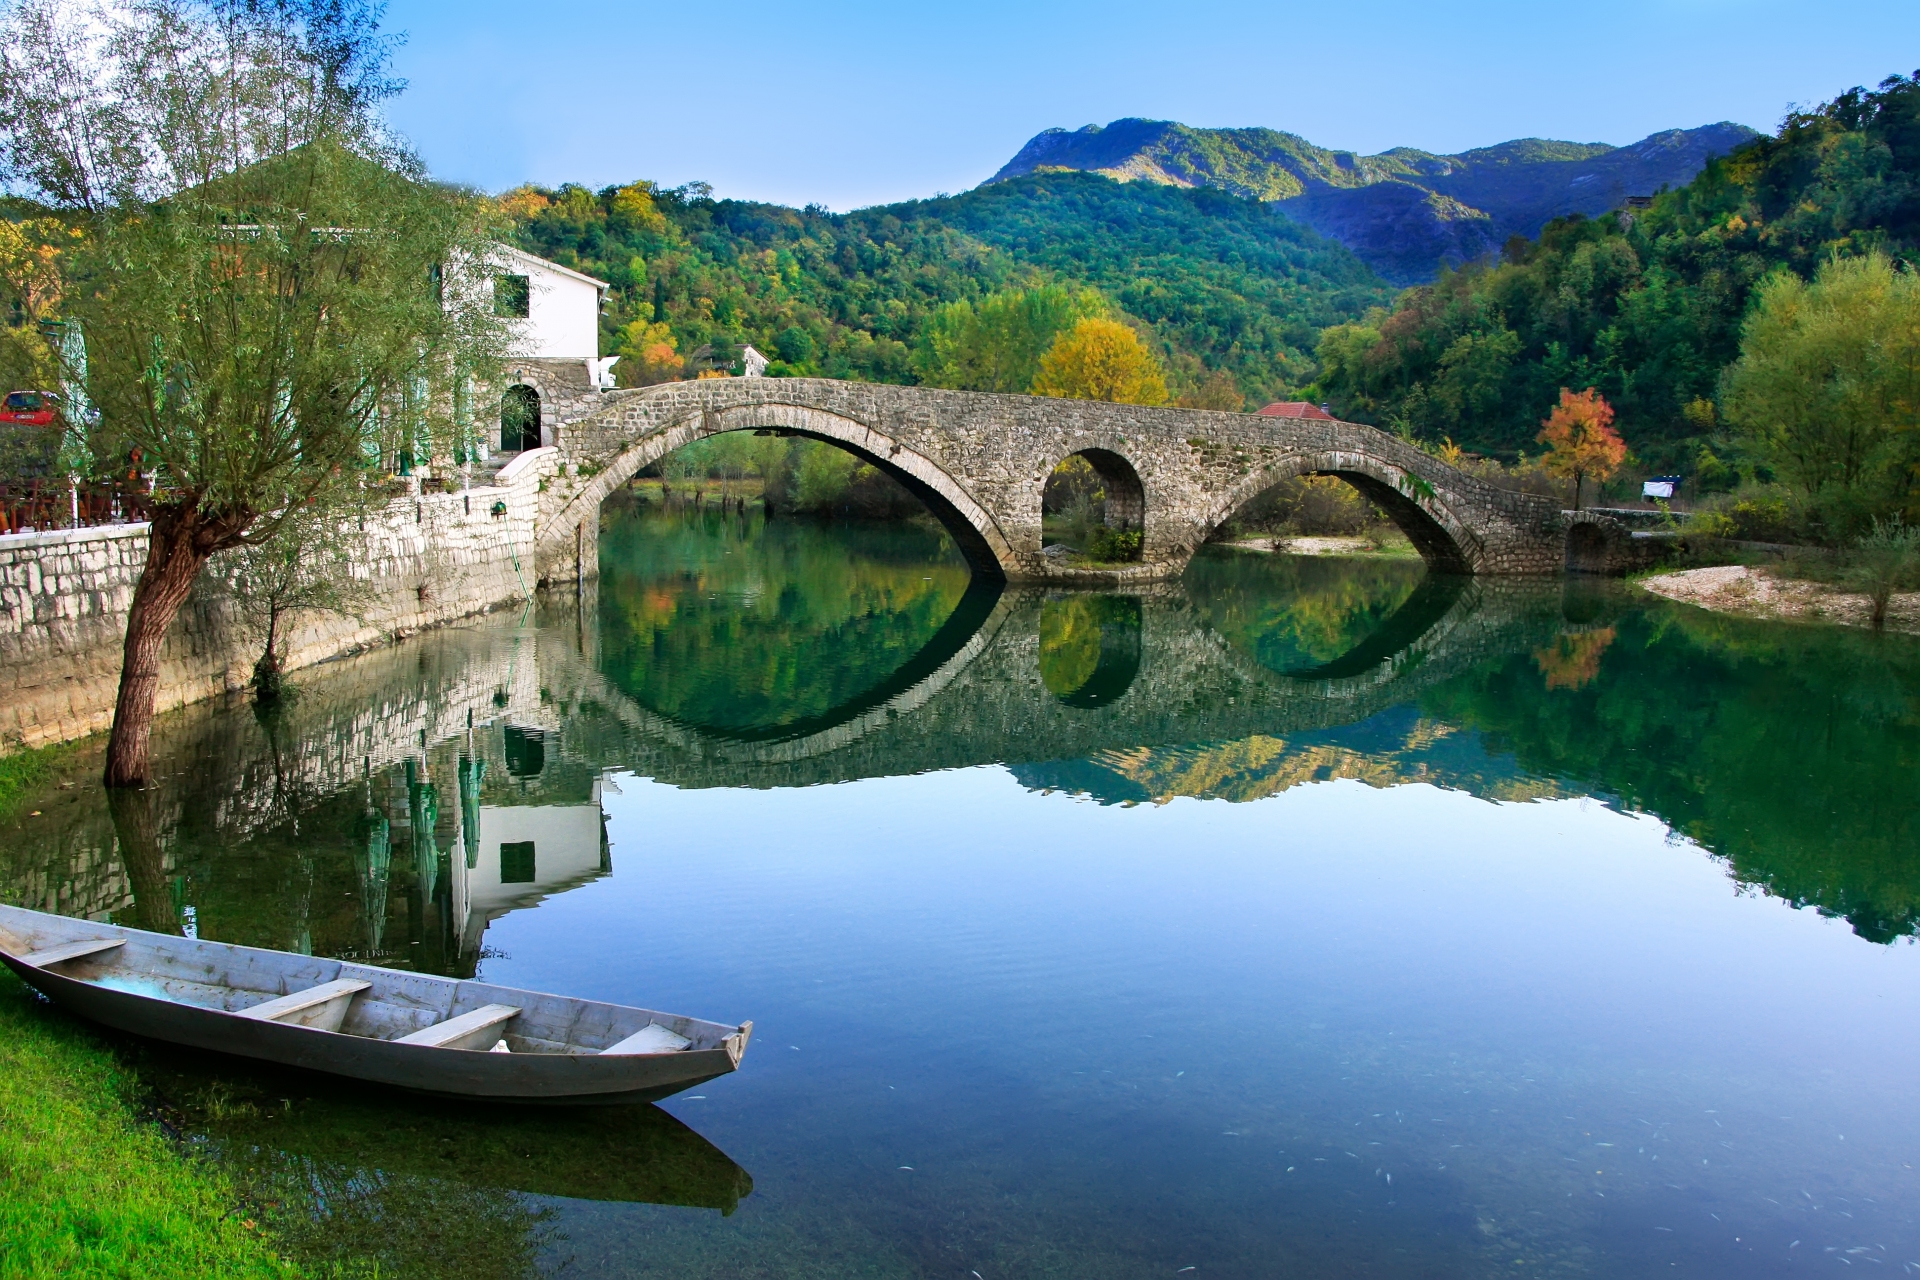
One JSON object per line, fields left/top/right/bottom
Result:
{"left": 0, "top": 448, "right": 559, "bottom": 752}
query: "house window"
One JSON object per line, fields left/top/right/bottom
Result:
{"left": 500, "top": 841, "right": 536, "bottom": 884}
{"left": 495, "top": 274, "right": 530, "bottom": 318}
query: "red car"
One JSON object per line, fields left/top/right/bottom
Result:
{"left": 0, "top": 391, "right": 59, "bottom": 426}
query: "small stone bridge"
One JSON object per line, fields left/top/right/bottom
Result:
{"left": 534, "top": 379, "right": 1576, "bottom": 583}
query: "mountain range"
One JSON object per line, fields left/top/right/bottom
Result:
{"left": 989, "top": 119, "right": 1760, "bottom": 283}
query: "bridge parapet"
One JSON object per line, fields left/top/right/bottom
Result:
{"left": 538, "top": 378, "right": 1570, "bottom": 582}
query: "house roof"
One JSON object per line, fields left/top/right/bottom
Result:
{"left": 1256, "top": 401, "right": 1335, "bottom": 419}
{"left": 493, "top": 242, "right": 609, "bottom": 291}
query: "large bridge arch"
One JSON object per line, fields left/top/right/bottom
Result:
{"left": 542, "top": 400, "right": 1017, "bottom": 577}
{"left": 1200, "top": 449, "right": 1485, "bottom": 574}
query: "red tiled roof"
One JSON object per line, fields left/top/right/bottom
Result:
{"left": 1256, "top": 401, "right": 1334, "bottom": 419}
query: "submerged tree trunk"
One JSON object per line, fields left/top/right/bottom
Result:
{"left": 105, "top": 503, "right": 249, "bottom": 788}
{"left": 253, "top": 601, "right": 285, "bottom": 702}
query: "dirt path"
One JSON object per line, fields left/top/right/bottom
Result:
{"left": 1640, "top": 564, "right": 1920, "bottom": 634}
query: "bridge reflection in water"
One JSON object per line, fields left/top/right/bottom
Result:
{"left": 16, "top": 515, "right": 1920, "bottom": 1279}
{"left": 0, "top": 551, "right": 1573, "bottom": 974}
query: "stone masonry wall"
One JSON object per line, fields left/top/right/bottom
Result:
{"left": 0, "top": 447, "right": 559, "bottom": 752}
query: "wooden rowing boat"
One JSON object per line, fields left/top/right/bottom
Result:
{"left": 0, "top": 903, "right": 752, "bottom": 1104}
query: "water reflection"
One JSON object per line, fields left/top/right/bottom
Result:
{"left": 137, "top": 1048, "right": 750, "bottom": 1278}
{"left": 4, "top": 505, "right": 1920, "bottom": 1277}
{"left": 1038, "top": 594, "right": 1142, "bottom": 707}
{"left": 595, "top": 495, "right": 986, "bottom": 740}
{"left": 7, "top": 529, "right": 1918, "bottom": 950}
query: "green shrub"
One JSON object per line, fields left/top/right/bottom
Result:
{"left": 1085, "top": 527, "right": 1142, "bottom": 562}
{"left": 1849, "top": 518, "right": 1920, "bottom": 628}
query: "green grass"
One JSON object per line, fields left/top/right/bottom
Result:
{"left": 0, "top": 968, "right": 298, "bottom": 1279}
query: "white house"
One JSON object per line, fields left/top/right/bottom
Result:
{"left": 491, "top": 244, "right": 619, "bottom": 397}
{"left": 482, "top": 245, "right": 619, "bottom": 453}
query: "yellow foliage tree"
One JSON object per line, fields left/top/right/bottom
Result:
{"left": 610, "top": 182, "right": 668, "bottom": 233}
{"left": 616, "top": 320, "right": 681, "bottom": 385}
{"left": 1030, "top": 317, "right": 1168, "bottom": 406}
{"left": 494, "top": 186, "right": 551, "bottom": 222}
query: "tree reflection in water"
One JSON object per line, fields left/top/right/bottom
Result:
{"left": 1038, "top": 595, "right": 1142, "bottom": 707}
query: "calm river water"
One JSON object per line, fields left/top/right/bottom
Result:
{"left": 7, "top": 493, "right": 1920, "bottom": 1278}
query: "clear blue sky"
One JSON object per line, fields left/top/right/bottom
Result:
{"left": 381, "top": 0, "right": 1920, "bottom": 211}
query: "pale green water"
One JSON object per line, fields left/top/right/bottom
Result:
{"left": 6, "top": 494, "right": 1920, "bottom": 1277}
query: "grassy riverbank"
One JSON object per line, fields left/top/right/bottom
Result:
{"left": 1, "top": 742, "right": 296, "bottom": 1278}
{"left": 0, "top": 969, "right": 296, "bottom": 1278}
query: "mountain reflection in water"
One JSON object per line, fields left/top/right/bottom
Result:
{"left": 3, "top": 500, "right": 1920, "bottom": 1277}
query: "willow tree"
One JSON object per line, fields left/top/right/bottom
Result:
{"left": 0, "top": 0, "right": 506, "bottom": 785}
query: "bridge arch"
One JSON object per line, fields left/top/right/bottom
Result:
{"left": 1041, "top": 447, "right": 1147, "bottom": 562}
{"left": 1201, "top": 450, "right": 1482, "bottom": 573}
{"left": 545, "top": 401, "right": 1016, "bottom": 578}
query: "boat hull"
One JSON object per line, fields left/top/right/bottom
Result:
{"left": 0, "top": 906, "right": 749, "bottom": 1104}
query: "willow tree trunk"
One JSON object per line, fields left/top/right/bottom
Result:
{"left": 104, "top": 504, "right": 247, "bottom": 788}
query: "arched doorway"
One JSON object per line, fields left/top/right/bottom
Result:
{"left": 1042, "top": 449, "right": 1146, "bottom": 563}
{"left": 501, "top": 384, "right": 541, "bottom": 453}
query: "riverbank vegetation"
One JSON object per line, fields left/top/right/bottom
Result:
{"left": 0, "top": 969, "right": 293, "bottom": 1278}
{"left": 1313, "top": 71, "right": 1920, "bottom": 542}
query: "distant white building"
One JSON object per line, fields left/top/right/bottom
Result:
{"left": 741, "top": 344, "right": 769, "bottom": 378}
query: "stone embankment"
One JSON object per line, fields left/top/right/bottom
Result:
{"left": 0, "top": 449, "right": 562, "bottom": 753}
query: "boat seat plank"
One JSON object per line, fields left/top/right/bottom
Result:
{"left": 394, "top": 1003, "right": 520, "bottom": 1050}
{"left": 20, "top": 938, "right": 126, "bottom": 968}
{"left": 236, "top": 979, "right": 372, "bottom": 1030}
{"left": 603, "top": 1023, "right": 691, "bottom": 1055}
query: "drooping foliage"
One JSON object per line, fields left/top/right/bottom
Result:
{"left": 0, "top": 0, "right": 506, "bottom": 785}
{"left": 1311, "top": 72, "right": 1920, "bottom": 473}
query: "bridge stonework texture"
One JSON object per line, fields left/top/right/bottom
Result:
{"left": 538, "top": 379, "right": 1570, "bottom": 583}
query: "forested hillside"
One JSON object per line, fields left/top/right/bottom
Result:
{"left": 502, "top": 171, "right": 1388, "bottom": 408}
{"left": 991, "top": 117, "right": 1755, "bottom": 283}
{"left": 1313, "top": 72, "right": 1920, "bottom": 476}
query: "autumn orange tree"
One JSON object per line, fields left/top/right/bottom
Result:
{"left": 1031, "top": 317, "right": 1169, "bottom": 406}
{"left": 1536, "top": 388, "right": 1627, "bottom": 509}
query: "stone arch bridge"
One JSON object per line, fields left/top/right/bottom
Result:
{"left": 533, "top": 378, "right": 1572, "bottom": 583}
